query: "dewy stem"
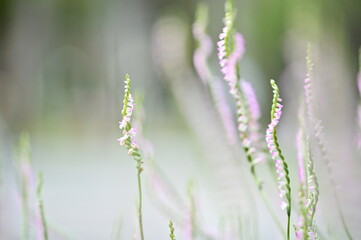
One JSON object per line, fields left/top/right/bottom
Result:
{"left": 137, "top": 167, "right": 145, "bottom": 240}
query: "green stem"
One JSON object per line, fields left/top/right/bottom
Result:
{"left": 137, "top": 168, "right": 145, "bottom": 240}
{"left": 287, "top": 211, "right": 291, "bottom": 240}
{"left": 273, "top": 130, "right": 291, "bottom": 240}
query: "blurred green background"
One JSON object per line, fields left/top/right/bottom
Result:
{"left": 1, "top": 0, "right": 361, "bottom": 239}
{"left": 0, "top": 0, "right": 360, "bottom": 131}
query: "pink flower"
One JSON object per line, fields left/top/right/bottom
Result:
{"left": 266, "top": 81, "right": 290, "bottom": 210}
{"left": 212, "top": 80, "right": 238, "bottom": 145}
{"left": 218, "top": 31, "right": 245, "bottom": 98}
{"left": 117, "top": 135, "right": 129, "bottom": 146}
{"left": 281, "top": 201, "right": 288, "bottom": 210}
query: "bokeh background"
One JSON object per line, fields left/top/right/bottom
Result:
{"left": 1, "top": 0, "right": 361, "bottom": 239}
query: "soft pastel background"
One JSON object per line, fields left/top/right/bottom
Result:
{"left": 1, "top": 0, "right": 361, "bottom": 239}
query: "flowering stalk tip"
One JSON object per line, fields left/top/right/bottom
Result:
{"left": 169, "top": 220, "right": 176, "bottom": 240}
{"left": 118, "top": 74, "right": 142, "bottom": 171}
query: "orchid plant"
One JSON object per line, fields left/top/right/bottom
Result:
{"left": 118, "top": 74, "right": 145, "bottom": 240}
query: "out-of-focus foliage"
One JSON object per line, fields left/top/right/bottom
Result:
{"left": 0, "top": 0, "right": 360, "bottom": 132}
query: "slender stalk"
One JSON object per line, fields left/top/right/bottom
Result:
{"left": 37, "top": 172, "right": 48, "bottom": 240}
{"left": 186, "top": 181, "right": 197, "bottom": 239}
{"left": 273, "top": 129, "right": 291, "bottom": 240}
{"left": 137, "top": 169, "right": 144, "bottom": 240}
{"left": 287, "top": 213, "right": 291, "bottom": 240}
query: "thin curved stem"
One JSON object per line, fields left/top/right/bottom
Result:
{"left": 273, "top": 130, "right": 291, "bottom": 240}
{"left": 244, "top": 148, "right": 286, "bottom": 239}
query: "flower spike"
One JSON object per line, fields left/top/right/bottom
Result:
{"left": 266, "top": 79, "right": 292, "bottom": 239}
{"left": 217, "top": 0, "right": 285, "bottom": 236}
{"left": 118, "top": 74, "right": 142, "bottom": 171}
